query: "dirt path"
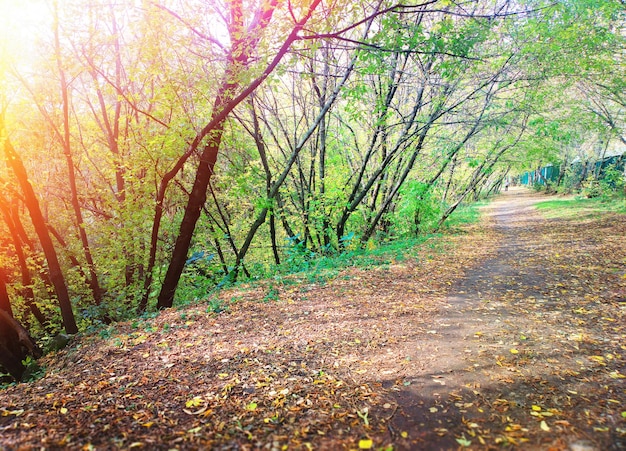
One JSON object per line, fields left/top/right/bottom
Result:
{"left": 1, "top": 188, "right": 624, "bottom": 450}
{"left": 386, "top": 188, "right": 626, "bottom": 450}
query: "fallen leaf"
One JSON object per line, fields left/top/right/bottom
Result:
{"left": 185, "top": 397, "right": 203, "bottom": 408}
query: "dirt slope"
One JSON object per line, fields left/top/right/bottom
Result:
{"left": 1, "top": 188, "right": 625, "bottom": 450}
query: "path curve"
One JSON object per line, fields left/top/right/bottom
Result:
{"left": 387, "top": 187, "right": 626, "bottom": 450}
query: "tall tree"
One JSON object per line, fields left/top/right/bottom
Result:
{"left": 157, "top": 0, "right": 323, "bottom": 308}
{"left": 1, "top": 121, "right": 78, "bottom": 334}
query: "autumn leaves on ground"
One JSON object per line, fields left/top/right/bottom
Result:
{"left": 1, "top": 188, "right": 625, "bottom": 450}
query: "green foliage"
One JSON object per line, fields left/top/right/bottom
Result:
{"left": 20, "top": 356, "right": 45, "bottom": 382}
{"left": 262, "top": 284, "right": 280, "bottom": 303}
{"left": 175, "top": 251, "right": 225, "bottom": 307}
{"left": 532, "top": 181, "right": 545, "bottom": 192}
{"left": 582, "top": 167, "right": 626, "bottom": 200}
{"left": 283, "top": 235, "right": 316, "bottom": 273}
{"left": 206, "top": 298, "right": 227, "bottom": 314}
{"left": 391, "top": 181, "right": 443, "bottom": 237}
{"left": 599, "top": 165, "right": 626, "bottom": 195}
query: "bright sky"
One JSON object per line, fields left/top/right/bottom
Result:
{"left": 0, "top": 0, "right": 50, "bottom": 73}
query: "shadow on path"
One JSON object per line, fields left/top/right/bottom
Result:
{"left": 384, "top": 187, "right": 626, "bottom": 450}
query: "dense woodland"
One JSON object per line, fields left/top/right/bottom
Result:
{"left": 0, "top": 0, "right": 624, "bottom": 379}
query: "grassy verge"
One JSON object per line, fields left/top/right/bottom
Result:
{"left": 217, "top": 200, "right": 487, "bottom": 294}
{"left": 535, "top": 195, "right": 626, "bottom": 220}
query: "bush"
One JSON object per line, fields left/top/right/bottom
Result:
{"left": 582, "top": 165, "right": 625, "bottom": 199}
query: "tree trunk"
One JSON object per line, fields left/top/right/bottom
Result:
{"left": 0, "top": 203, "right": 51, "bottom": 330}
{"left": 0, "top": 269, "right": 13, "bottom": 317}
{"left": 157, "top": 124, "right": 226, "bottom": 308}
{"left": 52, "top": 4, "right": 103, "bottom": 306}
{"left": 156, "top": 0, "right": 325, "bottom": 307}
{"left": 0, "top": 309, "right": 42, "bottom": 381}
{"left": 2, "top": 133, "right": 78, "bottom": 334}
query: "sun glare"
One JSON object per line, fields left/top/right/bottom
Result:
{"left": 0, "top": 0, "right": 50, "bottom": 74}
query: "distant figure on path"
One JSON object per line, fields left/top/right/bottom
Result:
{"left": 504, "top": 180, "right": 509, "bottom": 191}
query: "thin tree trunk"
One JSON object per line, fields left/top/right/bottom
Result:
{"left": 2, "top": 133, "right": 78, "bottom": 334}
{"left": 0, "top": 204, "right": 50, "bottom": 330}
{"left": 0, "top": 269, "right": 13, "bottom": 317}
{"left": 152, "top": 0, "right": 322, "bottom": 308}
{"left": 49, "top": 2, "right": 103, "bottom": 306}
{"left": 437, "top": 119, "right": 528, "bottom": 229}
{"left": 249, "top": 98, "right": 281, "bottom": 264}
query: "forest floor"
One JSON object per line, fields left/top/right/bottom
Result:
{"left": 1, "top": 187, "right": 626, "bottom": 450}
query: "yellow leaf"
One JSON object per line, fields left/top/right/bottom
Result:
{"left": 358, "top": 439, "right": 373, "bottom": 449}
{"left": 531, "top": 405, "right": 542, "bottom": 411}
{"left": 401, "top": 431, "right": 408, "bottom": 438}
{"left": 430, "top": 407, "right": 438, "bottom": 413}
{"left": 540, "top": 420, "right": 550, "bottom": 431}
{"left": 185, "top": 397, "right": 203, "bottom": 408}
{"left": 60, "top": 407, "right": 68, "bottom": 415}
{"left": 510, "top": 349, "right": 519, "bottom": 354}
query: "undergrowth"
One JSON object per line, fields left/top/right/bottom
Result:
{"left": 181, "top": 200, "right": 487, "bottom": 306}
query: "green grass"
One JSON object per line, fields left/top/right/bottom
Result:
{"left": 535, "top": 195, "right": 626, "bottom": 220}
{"left": 243, "top": 200, "right": 485, "bottom": 290}
{"left": 443, "top": 201, "right": 487, "bottom": 229}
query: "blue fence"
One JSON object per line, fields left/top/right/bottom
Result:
{"left": 518, "top": 153, "right": 625, "bottom": 187}
{"left": 518, "top": 165, "right": 559, "bottom": 186}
